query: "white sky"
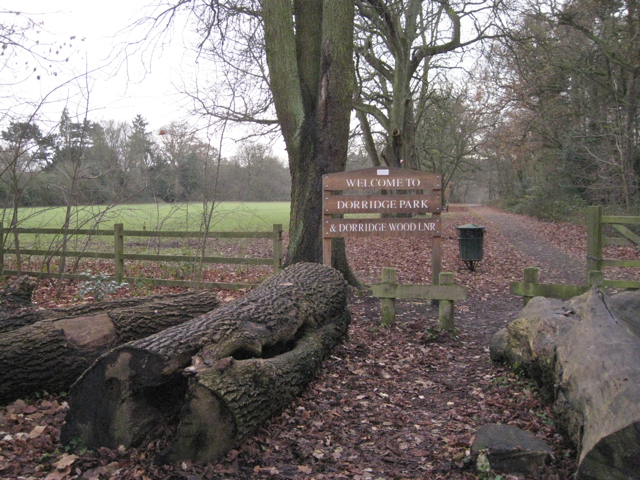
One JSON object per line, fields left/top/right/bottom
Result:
{"left": 2, "top": 1, "right": 287, "bottom": 159}
{"left": 2, "top": 0, "right": 197, "bottom": 131}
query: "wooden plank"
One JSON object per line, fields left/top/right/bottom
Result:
{"left": 323, "top": 237, "right": 332, "bottom": 266}
{"left": 372, "top": 283, "right": 467, "bottom": 301}
{"left": 0, "top": 228, "right": 113, "bottom": 236}
{"left": 0, "top": 228, "right": 276, "bottom": 239}
{"left": 324, "top": 218, "right": 440, "bottom": 238}
{"left": 4, "top": 249, "right": 114, "bottom": 259}
{"left": 510, "top": 282, "right": 589, "bottom": 300}
{"left": 323, "top": 167, "right": 441, "bottom": 191}
{"left": 604, "top": 237, "right": 635, "bottom": 246}
{"left": 602, "top": 215, "right": 640, "bottom": 225}
{"left": 122, "top": 230, "right": 275, "bottom": 239}
{"left": 603, "top": 279, "right": 640, "bottom": 289}
{"left": 122, "top": 253, "right": 274, "bottom": 265}
{"left": 612, "top": 224, "right": 640, "bottom": 245}
{"left": 601, "top": 259, "right": 640, "bottom": 268}
{"left": 323, "top": 193, "right": 441, "bottom": 214}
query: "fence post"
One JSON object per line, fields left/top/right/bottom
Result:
{"left": 0, "top": 223, "right": 3, "bottom": 274}
{"left": 380, "top": 267, "right": 397, "bottom": 326}
{"left": 438, "top": 272, "right": 455, "bottom": 331}
{"left": 588, "top": 270, "right": 604, "bottom": 288}
{"left": 273, "top": 224, "right": 283, "bottom": 273}
{"left": 523, "top": 267, "right": 539, "bottom": 305}
{"left": 114, "top": 223, "right": 124, "bottom": 284}
{"left": 586, "top": 206, "right": 603, "bottom": 284}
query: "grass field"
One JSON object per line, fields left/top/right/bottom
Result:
{"left": 2, "top": 202, "right": 291, "bottom": 232}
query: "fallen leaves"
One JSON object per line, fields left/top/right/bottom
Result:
{"left": 0, "top": 207, "right": 581, "bottom": 479}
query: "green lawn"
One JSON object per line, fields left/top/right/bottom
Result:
{"left": 2, "top": 202, "right": 291, "bottom": 232}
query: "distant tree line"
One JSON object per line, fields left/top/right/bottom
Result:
{"left": 0, "top": 111, "right": 291, "bottom": 209}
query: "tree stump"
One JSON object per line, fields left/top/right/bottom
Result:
{"left": 62, "top": 263, "right": 350, "bottom": 462}
{"left": 0, "top": 290, "right": 220, "bottom": 404}
{"left": 490, "top": 288, "right": 640, "bottom": 479}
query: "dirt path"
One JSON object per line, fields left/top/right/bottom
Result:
{"left": 470, "top": 205, "right": 586, "bottom": 285}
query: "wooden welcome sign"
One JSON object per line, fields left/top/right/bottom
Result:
{"left": 322, "top": 167, "right": 443, "bottom": 284}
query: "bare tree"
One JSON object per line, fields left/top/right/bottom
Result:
{"left": 353, "top": 0, "right": 502, "bottom": 169}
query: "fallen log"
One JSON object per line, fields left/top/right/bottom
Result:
{"left": 62, "top": 263, "right": 350, "bottom": 462}
{"left": 0, "top": 274, "right": 218, "bottom": 335}
{"left": 0, "top": 290, "right": 220, "bottom": 404}
{"left": 490, "top": 288, "right": 640, "bottom": 480}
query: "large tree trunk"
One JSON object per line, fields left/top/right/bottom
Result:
{"left": 61, "top": 263, "right": 350, "bottom": 463}
{"left": 263, "top": 0, "right": 359, "bottom": 285}
{"left": 490, "top": 288, "right": 640, "bottom": 479}
{"left": 0, "top": 289, "right": 220, "bottom": 404}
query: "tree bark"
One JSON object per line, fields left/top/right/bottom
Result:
{"left": 490, "top": 288, "right": 640, "bottom": 479}
{"left": 61, "top": 263, "right": 350, "bottom": 463}
{"left": 263, "top": 0, "right": 359, "bottom": 285}
{"left": 0, "top": 290, "right": 219, "bottom": 404}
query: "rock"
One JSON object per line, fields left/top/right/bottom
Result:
{"left": 471, "top": 424, "right": 553, "bottom": 476}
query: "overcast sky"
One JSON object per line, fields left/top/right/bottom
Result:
{"left": 2, "top": 1, "right": 209, "bottom": 134}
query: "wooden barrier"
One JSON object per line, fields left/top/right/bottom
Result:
{"left": 587, "top": 205, "right": 640, "bottom": 289}
{"left": 510, "top": 267, "right": 604, "bottom": 305}
{"left": 372, "top": 268, "right": 467, "bottom": 330}
{"left": 511, "top": 206, "right": 639, "bottom": 303}
{"left": 0, "top": 223, "right": 283, "bottom": 290}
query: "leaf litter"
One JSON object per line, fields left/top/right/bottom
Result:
{"left": 0, "top": 206, "right": 586, "bottom": 479}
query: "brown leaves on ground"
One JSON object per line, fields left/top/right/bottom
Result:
{"left": 0, "top": 206, "right": 585, "bottom": 479}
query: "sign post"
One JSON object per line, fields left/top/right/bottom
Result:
{"left": 322, "top": 167, "right": 442, "bottom": 284}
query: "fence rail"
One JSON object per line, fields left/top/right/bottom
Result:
{"left": 0, "top": 223, "right": 284, "bottom": 290}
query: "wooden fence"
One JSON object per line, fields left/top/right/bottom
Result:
{"left": 511, "top": 206, "right": 639, "bottom": 302}
{"left": 0, "top": 223, "right": 283, "bottom": 290}
{"left": 587, "top": 205, "right": 640, "bottom": 289}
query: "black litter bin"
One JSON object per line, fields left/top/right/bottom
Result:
{"left": 455, "top": 224, "right": 485, "bottom": 271}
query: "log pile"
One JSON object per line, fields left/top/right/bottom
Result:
{"left": 490, "top": 288, "right": 640, "bottom": 480}
{"left": 0, "top": 276, "right": 220, "bottom": 404}
{"left": 62, "top": 262, "right": 351, "bottom": 462}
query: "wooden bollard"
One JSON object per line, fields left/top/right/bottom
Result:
{"left": 523, "top": 267, "right": 539, "bottom": 305}
{"left": 380, "top": 267, "right": 397, "bottom": 326}
{"left": 438, "top": 272, "right": 455, "bottom": 331}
